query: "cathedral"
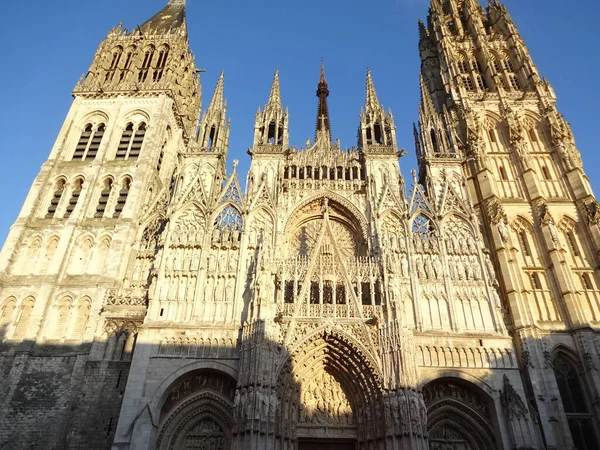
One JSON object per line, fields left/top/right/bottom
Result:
{"left": 1, "top": 0, "right": 599, "bottom": 449}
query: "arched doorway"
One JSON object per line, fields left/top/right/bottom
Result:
{"left": 276, "top": 329, "right": 382, "bottom": 449}
{"left": 155, "top": 369, "right": 236, "bottom": 450}
{"left": 424, "top": 378, "right": 498, "bottom": 450}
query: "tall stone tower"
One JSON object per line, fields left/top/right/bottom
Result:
{"left": 0, "top": 0, "right": 201, "bottom": 448}
{"left": 417, "top": 0, "right": 600, "bottom": 448}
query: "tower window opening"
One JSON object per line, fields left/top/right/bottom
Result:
{"left": 566, "top": 231, "right": 581, "bottom": 257}
{"left": 345, "top": 168, "right": 351, "bottom": 180}
{"left": 153, "top": 47, "right": 169, "bottom": 82}
{"left": 299, "top": 167, "right": 304, "bottom": 180}
{"left": 582, "top": 273, "right": 594, "bottom": 290}
{"left": 73, "top": 125, "right": 93, "bottom": 160}
{"left": 529, "top": 128, "right": 538, "bottom": 143}
{"left": 322, "top": 166, "right": 328, "bottom": 179}
{"left": 519, "top": 231, "right": 531, "bottom": 257}
{"left": 352, "top": 166, "right": 359, "bottom": 179}
{"left": 366, "top": 127, "right": 373, "bottom": 145}
{"left": 337, "top": 166, "right": 343, "bottom": 179}
{"left": 278, "top": 126, "right": 284, "bottom": 144}
{"left": 283, "top": 166, "right": 289, "bottom": 179}
{"left": 531, "top": 273, "right": 541, "bottom": 290}
{"left": 488, "top": 129, "right": 497, "bottom": 143}
{"left": 119, "top": 51, "right": 134, "bottom": 82}
{"left": 330, "top": 167, "right": 336, "bottom": 180}
{"left": 458, "top": 58, "right": 469, "bottom": 74}
{"left": 46, "top": 179, "right": 66, "bottom": 218}
{"left": 95, "top": 178, "right": 113, "bottom": 218}
{"left": 138, "top": 47, "right": 155, "bottom": 83}
{"left": 116, "top": 124, "right": 134, "bottom": 160}
{"left": 86, "top": 124, "right": 105, "bottom": 160}
{"left": 499, "top": 166, "right": 508, "bottom": 180}
{"left": 463, "top": 76, "right": 474, "bottom": 91}
{"left": 64, "top": 178, "right": 84, "bottom": 218}
{"left": 476, "top": 75, "right": 487, "bottom": 90}
{"left": 313, "top": 167, "right": 319, "bottom": 180}
{"left": 291, "top": 165, "right": 297, "bottom": 178}
{"left": 113, "top": 178, "right": 131, "bottom": 218}
{"left": 430, "top": 130, "right": 440, "bottom": 154}
{"left": 207, "top": 125, "right": 217, "bottom": 149}
{"left": 509, "top": 74, "right": 521, "bottom": 90}
{"left": 157, "top": 144, "right": 165, "bottom": 172}
{"left": 503, "top": 57, "right": 515, "bottom": 73}
{"left": 374, "top": 123, "right": 383, "bottom": 144}
{"left": 306, "top": 166, "right": 312, "bottom": 178}
{"left": 128, "top": 123, "right": 146, "bottom": 159}
{"left": 374, "top": 281, "right": 382, "bottom": 305}
{"left": 336, "top": 284, "right": 346, "bottom": 304}
{"left": 541, "top": 166, "right": 552, "bottom": 180}
{"left": 267, "top": 121, "right": 276, "bottom": 144}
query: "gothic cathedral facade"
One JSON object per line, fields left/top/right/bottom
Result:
{"left": 0, "top": 1, "right": 599, "bottom": 449}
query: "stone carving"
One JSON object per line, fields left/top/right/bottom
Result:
{"left": 298, "top": 370, "right": 353, "bottom": 426}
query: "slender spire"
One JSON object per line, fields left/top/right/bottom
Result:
{"left": 419, "top": 74, "right": 436, "bottom": 117}
{"left": 267, "top": 69, "right": 281, "bottom": 107}
{"left": 365, "top": 69, "right": 381, "bottom": 110}
{"left": 208, "top": 72, "right": 225, "bottom": 112}
{"left": 315, "top": 61, "right": 331, "bottom": 140}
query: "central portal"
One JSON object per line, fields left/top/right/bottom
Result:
{"left": 298, "top": 440, "right": 356, "bottom": 450}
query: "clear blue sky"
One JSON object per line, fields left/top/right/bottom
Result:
{"left": 0, "top": 0, "right": 598, "bottom": 248}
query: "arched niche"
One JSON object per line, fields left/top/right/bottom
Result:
{"left": 155, "top": 369, "right": 236, "bottom": 450}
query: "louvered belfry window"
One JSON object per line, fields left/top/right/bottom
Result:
{"left": 116, "top": 123, "right": 146, "bottom": 160}
{"left": 73, "top": 124, "right": 105, "bottom": 161}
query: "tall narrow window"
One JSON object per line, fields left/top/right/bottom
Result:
{"left": 541, "top": 166, "right": 552, "bottom": 180}
{"left": 566, "top": 231, "right": 581, "bottom": 257}
{"left": 554, "top": 354, "right": 600, "bottom": 450}
{"left": 0, "top": 298, "right": 16, "bottom": 338}
{"left": 119, "top": 48, "right": 134, "bottom": 82}
{"left": 113, "top": 178, "right": 131, "bottom": 218}
{"left": 430, "top": 130, "right": 440, "bottom": 154}
{"left": 499, "top": 166, "right": 508, "bottom": 180}
{"left": 128, "top": 123, "right": 146, "bottom": 159}
{"left": 153, "top": 46, "right": 169, "bottom": 82}
{"left": 374, "top": 123, "right": 383, "bottom": 144}
{"left": 581, "top": 273, "right": 594, "bottom": 290}
{"left": 116, "top": 123, "right": 146, "bottom": 160}
{"left": 73, "top": 125, "right": 93, "bottom": 160}
{"left": 86, "top": 124, "right": 105, "bottom": 160}
{"left": 530, "top": 273, "right": 541, "bottom": 290}
{"left": 488, "top": 129, "right": 497, "bottom": 143}
{"left": 12, "top": 298, "right": 35, "bottom": 341}
{"left": 116, "top": 124, "right": 134, "bottom": 159}
{"left": 157, "top": 142, "right": 165, "bottom": 172}
{"left": 64, "top": 178, "right": 84, "bottom": 218}
{"left": 138, "top": 47, "right": 155, "bottom": 82}
{"left": 105, "top": 47, "right": 123, "bottom": 82}
{"left": 95, "top": 178, "right": 113, "bottom": 218}
{"left": 519, "top": 231, "right": 531, "bottom": 257}
{"left": 46, "top": 179, "right": 66, "bottom": 218}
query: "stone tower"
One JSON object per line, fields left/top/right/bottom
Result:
{"left": 417, "top": 0, "right": 600, "bottom": 448}
{"left": 1, "top": 0, "right": 599, "bottom": 449}
{"left": 0, "top": 0, "right": 201, "bottom": 448}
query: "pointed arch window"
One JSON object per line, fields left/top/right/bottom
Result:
{"left": 116, "top": 122, "right": 146, "bottom": 160}
{"left": 530, "top": 273, "right": 542, "bottom": 290}
{"left": 214, "top": 205, "right": 243, "bottom": 231}
{"left": 74, "top": 123, "right": 105, "bottom": 160}
{"left": 153, "top": 45, "right": 169, "bottom": 82}
{"left": 430, "top": 130, "right": 440, "bottom": 154}
{"left": 581, "top": 273, "right": 594, "bottom": 290}
{"left": 157, "top": 142, "right": 165, "bottom": 172}
{"left": 119, "top": 47, "right": 135, "bottom": 82}
{"left": 499, "top": 166, "right": 508, "bottom": 180}
{"left": 518, "top": 231, "right": 531, "bottom": 257}
{"left": 95, "top": 177, "right": 113, "bottom": 218}
{"left": 0, "top": 298, "right": 16, "bottom": 338}
{"left": 46, "top": 178, "right": 66, "bottom": 218}
{"left": 554, "top": 354, "right": 600, "bottom": 449}
{"left": 566, "top": 230, "right": 581, "bottom": 257}
{"left": 412, "top": 214, "right": 435, "bottom": 239}
{"left": 374, "top": 122, "right": 383, "bottom": 144}
{"left": 64, "top": 178, "right": 84, "bottom": 218}
{"left": 52, "top": 299, "right": 71, "bottom": 340}
{"left": 113, "top": 177, "right": 131, "bottom": 218}
{"left": 105, "top": 46, "right": 123, "bottom": 82}
{"left": 138, "top": 46, "right": 155, "bottom": 82}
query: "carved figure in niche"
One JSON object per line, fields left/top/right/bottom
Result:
{"left": 386, "top": 253, "right": 396, "bottom": 274}
{"left": 225, "top": 281, "right": 234, "bottom": 303}
{"left": 484, "top": 252, "right": 498, "bottom": 286}
{"left": 208, "top": 254, "right": 217, "bottom": 273}
{"left": 183, "top": 251, "right": 191, "bottom": 271}
{"left": 400, "top": 255, "right": 409, "bottom": 277}
{"left": 214, "top": 277, "right": 224, "bottom": 302}
{"left": 191, "top": 252, "right": 200, "bottom": 271}
{"left": 467, "top": 236, "right": 476, "bottom": 254}
{"left": 547, "top": 221, "right": 559, "bottom": 245}
{"left": 498, "top": 220, "right": 510, "bottom": 243}
{"left": 165, "top": 254, "right": 174, "bottom": 271}
{"left": 465, "top": 260, "right": 473, "bottom": 280}
{"left": 433, "top": 257, "right": 443, "bottom": 279}
{"left": 160, "top": 280, "right": 169, "bottom": 300}
{"left": 473, "top": 260, "right": 483, "bottom": 281}
{"left": 177, "top": 277, "right": 186, "bottom": 301}
{"left": 218, "top": 253, "right": 227, "bottom": 274}
{"left": 399, "top": 236, "right": 407, "bottom": 252}
{"left": 456, "top": 259, "right": 466, "bottom": 280}
{"left": 448, "top": 259, "right": 457, "bottom": 280}
{"left": 416, "top": 257, "right": 426, "bottom": 279}
{"left": 228, "top": 253, "right": 238, "bottom": 272}
{"left": 446, "top": 238, "right": 455, "bottom": 255}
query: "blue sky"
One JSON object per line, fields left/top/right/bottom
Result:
{"left": 0, "top": 0, "right": 598, "bottom": 248}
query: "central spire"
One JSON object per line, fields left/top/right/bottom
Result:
{"left": 315, "top": 61, "right": 331, "bottom": 141}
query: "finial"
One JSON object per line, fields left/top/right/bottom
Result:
{"left": 232, "top": 160, "right": 239, "bottom": 172}
{"left": 168, "top": 0, "right": 186, "bottom": 5}
{"left": 319, "top": 59, "right": 327, "bottom": 85}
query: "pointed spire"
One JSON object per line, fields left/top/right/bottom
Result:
{"left": 365, "top": 69, "right": 381, "bottom": 109}
{"left": 208, "top": 72, "right": 225, "bottom": 112}
{"left": 140, "top": 0, "right": 187, "bottom": 34}
{"left": 315, "top": 61, "right": 331, "bottom": 140}
{"left": 267, "top": 69, "right": 281, "bottom": 107}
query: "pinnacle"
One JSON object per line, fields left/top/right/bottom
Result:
{"left": 366, "top": 69, "right": 381, "bottom": 109}
{"left": 208, "top": 72, "right": 225, "bottom": 112}
{"left": 168, "top": 0, "right": 185, "bottom": 4}
{"left": 267, "top": 69, "right": 282, "bottom": 107}
{"left": 419, "top": 74, "right": 436, "bottom": 116}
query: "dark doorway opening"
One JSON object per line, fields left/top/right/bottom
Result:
{"left": 298, "top": 439, "right": 355, "bottom": 450}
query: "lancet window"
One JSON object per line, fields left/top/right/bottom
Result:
{"left": 153, "top": 45, "right": 169, "bottom": 82}
{"left": 116, "top": 122, "right": 146, "bottom": 160}
{"left": 553, "top": 353, "right": 600, "bottom": 450}
{"left": 64, "top": 177, "right": 84, "bottom": 218}
{"left": 73, "top": 123, "right": 105, "bottom": 161}
{"left": 105, "top": 46, "right": 123, "bottom": 82}
{"left": 138, "top": 46, "right": 155, "bottom": 82}
{"left": 46, "top": 178, "right": 66, "bottom": 218}
{"left": 113, "top": 177, "right": 131, "bottom": 218}
{"left": 95, "top": 177, "right": 113, "bottom": 218}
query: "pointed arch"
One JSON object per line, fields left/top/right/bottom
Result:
{"left": 12, "top": 296, "right": 35, "bottom": 341}
{"left": 0, "top": 297, "right": 17, "bottom": 339}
